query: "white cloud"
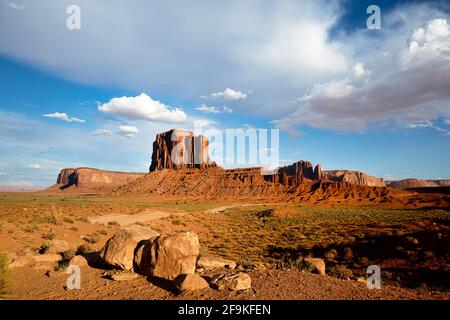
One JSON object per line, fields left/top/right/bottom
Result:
{"left": 274, "top": 17, "right": 450, "bottom": 132}
{"left": 27, "top": 163, "right": 40, "bottom": 169}
{"left": 42, "top": 112, "right": 85, "bottom": 123}
{"left": 445, "top": 119, "right": 450, "bottom": 125}
{"left": 118, "top": 125, "right": 139, "bottom": 138}
{"left": 3, "top": 1, "right": 25, "bottom": 10}
{"left": 208, "top": 88, "right": 248, "bottom": 101}
{"left": 98, "top": 93, "right": 187, "bottom": 123}
{"left": 90, "top": 128, "right": 113, "bottom": 136}
{"left": 196, "top": 104, "right": 233, "bottom": 114}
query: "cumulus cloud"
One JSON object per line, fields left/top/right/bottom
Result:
{"left": 90, "top": 129, "right": 113, "bottom": 136}
{"left": 274, "top": 17, "right": 450, "bottom": 132}
{"left": 42, "top": 112, "right": 85, "bottom": 123}
{"left": 196, "top": 104, "right": 233, "bottom": 114}
{"left": 3, "top": 1, "right": 25, "bottom": 10}
{"left": 118, "top": 125, "right": 139, "bottom": 138}
{"left": 26, "top": 163, "right": 40, "bottom": 169}
{"left": 98, "top": 93, "right": 187, "bottom": 123}
{"left": 206, "top": 88, "right": 248, "bottom": 101}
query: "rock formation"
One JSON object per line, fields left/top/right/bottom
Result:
{"left": 149, "top": 129, "right": 217, "bottom": 171}
{"left": 47, "top": 167, "right": 145, "bottom": 193}
{"left": 388, "top": 179, "right": 450, "bottom": 189}
{"left": 322, "top": 170, "right": 385, "bottom": 187}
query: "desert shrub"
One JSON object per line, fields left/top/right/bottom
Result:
{"left": 85, "top": 233, "right": 100, "bottom": 244}
{"left": 57, "top": 250, "right": 75, "bottom": 270}
{"left": 324, "top": 248, "right": 338, "bottom": 261}
{"left": 38, "top": 243, "right": 50, "bottom": 254}
{"left": 69, "top": 226, "right": 78, "bottom": 232}
{"left": 298, "top": 259, "right": 316, "bottom": 273}
{"left": 38, "top": 212, "right": 61, "bottom": 225}
{"left": 76, "top": 216, "right": 88, "bottom": 223}
{"left": 63, "top": 217, "right": 74, "bottom": 224}
{"left": 42, "top": 230, "right": 55, "bottom": 240}
{"left": 343, "top": 247, "right": 353, "bottom": 258}
{"left": 107, "top": 221, "right": 119, "bottom": 226}
{"left": 98, "top": 229, "right": 108, "bottom": 236}
{"left": 23, "top": 224, "right": 38, "bottom": 233}
{"left": 76, "top": 244, "right": 93, "bottom": 256}
{"left": 330, "top": 265, "right": 353, "bottom": 279}
{"left": 0, "top": 252, "right": 8, "bottom": 295}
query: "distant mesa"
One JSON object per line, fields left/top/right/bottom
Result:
{"left": 323, "top": 170, "right": 385, "bottom": 187}
{"left": 388, "top": 179, "right": 450, "bottom": 189}
{"left": 44, "top": 167, "right": 145, "bottom": 194}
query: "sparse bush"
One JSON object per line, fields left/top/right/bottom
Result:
{"left": 107, "top": 221, "right": 119, "bottom": 226}
{"left": 38, "top": 243, "right": 50, "bottom": 254}
{"left": 56, "top": 250, "right": 75, "bottom": 271}
{"left": 0, "top": 252, "right": 9, "bottom": 295}
{"left": 42, "top": 230, "right": 55, "bottom": 240}
{"left": 330, "top": 265, "right": 353, "bottom": 279}
{"left": 324, "top": 249, "right": 338, "bottom": 261}
{"left": 63, "top": 217, "right": 74, "bottom": 224}
{"left": 84, "top": 233, "right": 100, "bottom": 244}
{"left": 98, "top": 229, "right": 108, "bottom": 236}
{"left": 76, "top": 244, "right": 93, "bottom": 257}
{"left": 76, "top": 216, "right": 88, "bottom": 223}
{"left": 69, "top": 226, "right": 78, "bottom": 232}
{"left": 23, "top": 224, "right": 38, "bottom": 233}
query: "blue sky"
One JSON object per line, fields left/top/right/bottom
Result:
{"left": 0, "top": 0, "right": 449, "bottom": 187}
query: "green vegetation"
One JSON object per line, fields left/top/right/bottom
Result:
{"left": 0, "top": 252, "right": 9, "bottom": 295}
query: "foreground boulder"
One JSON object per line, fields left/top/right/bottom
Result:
{"left": 197, "top": 255, "right": 236, "bottom": 270}
{"left": 174, "top": 274, "right": 209, "bottom": 291}
{"left": 100, "top": 225, "right": 159, "bottom": 270}
{"left": 138, "top": 231, "right": 199, "bottom": 280}
{"left": 304, "top": 258, "right": 326, "bottom": 276}
{"left": 210, "top": 272, "right": 252, "bottom": 291}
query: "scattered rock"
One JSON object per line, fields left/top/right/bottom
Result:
{"left": 100, "top": 225, "right": 159, "bottom": 270}
{"left": 69, "top": 255, "right": 88, "bottom": 267}
{"left": 304, "top": 258, "right": 326, "bottom": 276}
{"left": 111, "top": 272, "right": 140, "bottom": 282}
{"left": 197, "top": 255, "right": 236, "bottom": 270}
{"left": 148, "top": 231, "right": 199, "bottom": 280}
{"left": 210, "top": 272, "right": 252, "bottom": 291}
{"left": 173, "top": 274, "right": 209, "bottom": 291}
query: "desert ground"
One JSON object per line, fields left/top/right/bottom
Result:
{"left": 0, "top": 192, "right": 448, "bottom": 300}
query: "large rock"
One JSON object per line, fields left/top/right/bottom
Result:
{"left": 140, "top": 231, "right": 199, "bottom": 280}
{"left": 47, "top": 239, "right": 71, "bottom": 254}
{"left": 304, "top": 258, "right": 326, "bottom": 276}
{"left": 323, "top": 170, "right": 385, "bottom": 187}
{"left": 50, "top": 167, "right": 145, "bottom": 192}
{"left": 100, "top": 225, "right": 159, "bottom": 270}
{"left": 210, "top": 272, "right": 252, "bottom": 291}
{"left": 69, "top": 255, "right": 88, "bottom": 267}
{"left": 197, "top": 255, "right": 236, "bottom": 270}
{"left": 173, "top": 274, "right": 209, "bottom": 291}
{"left": 149, "top": 129, "right": 217, "bottom": 171}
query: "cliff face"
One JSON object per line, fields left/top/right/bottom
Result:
{"left": 53, "top": 168, "right": 145, "bottom": 192}
{"left": 323, "top": 170, "right": 386, "bottom": 187}
{"left": 388, "top": 179, "right": 450, "bottom": 189}
{"left": 149, "top": 129, "right": 217, "bottom": 172}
